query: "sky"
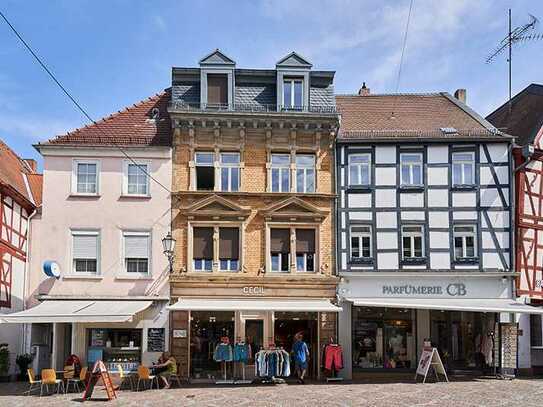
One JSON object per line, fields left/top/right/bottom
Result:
{"left": 1, "top": 0, "right": 543, "bottom": 167}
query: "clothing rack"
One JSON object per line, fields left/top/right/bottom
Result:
{"left": 254, "top": 348, "right": 290, "bottom": 384}
{"left": 323, "top": 343, "right": 344, "bottom": 382}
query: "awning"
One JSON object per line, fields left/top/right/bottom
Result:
{"left": 346, "top": 298, "right": 543, "bottom": 314}
{"left": 0, "top": 300, "right": 153, "bottom": 323}
{"left": 168, "top": 298, "right": 341, "bottom": 312}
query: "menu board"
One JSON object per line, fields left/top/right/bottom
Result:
{"left": 147, "top": 328, "right": 165, "bottom": 352}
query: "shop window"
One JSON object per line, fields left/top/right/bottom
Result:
{"left": 220, "top": 153, "right": 240, "bottom": 192}
{"left": 352, "top": 307, "right": 415, "bottom": 370}
{"left": 271, "top": 228, "right": 290, "bottom": 272}
{"left": 283, "top": 78, "right": 303, "bottom": 110}
{"left": 270, "top": 154, "right": 290, "bottom": 192}
{"left": 350, "top": 226, "right": 372, "bottom": 260}
{"left": 452, "top": 152, "right": 475, "bottom": 186}
{"left": 123, "top": 231, "right": 150, "bottom": 274}
{"left": 349, "top": 153, "right": 371, "bottom": 187}
{"left": 296, "top": 155, "right": 315, "bottom": 193}
{"left": 400, "top": 153, "right": 423, "bottom": 186}
{"left": 72, "top": 230, "right": 99, "bottom": 274}
{"left": 87, "top": 328, "right": 142, "bottom": 372}
{"left": 195, "top": 152, "right": 215, "bottom": 190}
{"left": 401, "top": 225, "right": 424, "bottom": 259}
{"left": 453, "top": 225, "right": 477, "bottom": 260}
{"left": 531, "top": 315, "right": 543, "bottom": 347}
{"left": 73, "top": 160, "right": 99, "bottom": 195}
{"left": 219, "top": 227, "right": 239, "bottom": 272}
{"left": 124, "top": 161, "right": 149, "bottom": 196}
{"left": 207, "top": 73, "right": 228, "bottom": 107}
{"left": 193, "top": 227, "right": 213, "bottom": 271}
{"left": 296, "top": 228, "right": 315, "bottom": 272}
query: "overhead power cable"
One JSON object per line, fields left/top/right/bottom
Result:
{"left": 0, "top": 9, "right": 173, "bottom": 195}
{"left": 395, "top": 0, "right": 414, "bottom": 94}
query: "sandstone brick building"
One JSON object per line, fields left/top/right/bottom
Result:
{"left": 166, "top": 50, "right": 340, "bottom": 380}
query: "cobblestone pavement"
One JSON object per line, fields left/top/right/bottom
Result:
{"left": 1, "top": 377, "right": 543, "bottom": 406}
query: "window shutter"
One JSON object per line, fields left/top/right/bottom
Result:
{"left": 207, "top": 74, "right": 228, "bottom": 105}
{"left": 219, "top": 227, "right": 239, "bottom": 260}
{"left": 296, "top": 229, "right": 315, "bottom": 253}
{"left": 271, "top": 229, "right": 290, "bottom": 253}
{"left": 193, "top": 227, "right": 214, "bottom": 258}
{"left": 125, "top": 234, "right": 149, "bottom": 258}
{"left": 73, "top": 234, "right": 97, "bottom": 259}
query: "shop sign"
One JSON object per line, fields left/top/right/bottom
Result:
{"left": 415, "top": 347, "right": 448, "bottom": 383}
{"left": 242, "top": 286, "right": 265, "bottom": 296}
{"left": 173, "top": 329, "right": 187, "bottom": 338}
{"left": 382, "top": 283, "right": 467, "bottom": 297}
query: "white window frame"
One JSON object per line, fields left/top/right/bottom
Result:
{"left": 350, "top": 226, "right": 372, "bottom": 260}
{"left": 452, "top": 152, "right": 475, "bottom": 186}
{"left": 453, "top": 225, "right": 477, "bottom": 260}
{"left": 283, "top": 78, "right": 303, "bottom": 109}
{"left": 348, "top": 153, "right": 371, "bottom": 186}
{"left": 401, "top": 225, "right": 425, "bottom": 259}
{"left": 195, "top": 151, "right": 215, "bottom": 191}
{"left": 122, "top": 160, "right": 151, "bottom": 197}
{"left": 71, "top": 229, "right": 100, "bottom": 275}
{"left": 122, "top": 230, "right": 151, "bottom": 275}
{"left": 270, "top": 154, "right": 291, "bottom": 192}
{"left": 271, "top": 252, "right": 290, "bottom": 273}
{"left": 72, "top": 159, "right": 100, "bottom": 196}
{"left": 400, "top": 153, "right": 423, "bottom": 186}
{"left": 295, "top": 154, "right": 316, "bottom": 193}
{"left": 219, "top": 152, "right": 241, "bottom": 192}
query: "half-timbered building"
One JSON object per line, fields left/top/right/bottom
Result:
{"left": 167, "top": 50, "right": 340, "bottom": 381}
{"left": 335, "top": 88, "right": 541, "bottom": 379}
{"left": 487, "top": 83, "right": 543, "bottom": 374}
{"left": 0, "top": 139, "right": 42, "bottom": 375}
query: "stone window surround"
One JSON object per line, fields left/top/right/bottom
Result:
{"left": 186, "top": 220, "right": 245, "bottom": 273}
{"left": 189, "top": 149, "right": 245, "bottom": 192}
{"left": 264, "top": 221, "right": 320, "bottom": 275}
{"left": 266, "top": 149, "right": 320, "bottom": 193}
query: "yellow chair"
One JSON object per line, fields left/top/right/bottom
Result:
{"left": 66, "top": 366, "right": 87, "bottom": 393}
{"left": 40, "top": 368, "right": 64, "bottom": 396}
{"left": 24, "top": 368, "right": 41, "bottom": 396}
{"left": 118, "top": 364, "right": 134, "bottom": 391}
{"left": 63, "top": 365, "right": 75, "bottom": 380}
{"left": 136, "top": 365, "right": 158, "bottom": 391}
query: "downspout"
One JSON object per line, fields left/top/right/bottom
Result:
{"left": 21, "top": 205, "right": 40, "bottom": 354}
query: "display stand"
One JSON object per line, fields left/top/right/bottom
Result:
{"left": 234, "top": 362, "right": 251, "bottom": 385}
{"left": 414, "top": 347, "right": 449, "bottom": 383}
{"left": 82, "top": 360, "right": 116, "bottom": 401}
{"left": 215, "top": 361, "right": 234, "bottom": 385}
{"left": 324, "top": 339, "right": 344, "bottom": 382}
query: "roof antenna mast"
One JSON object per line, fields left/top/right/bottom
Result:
{"left": 486, "top": 9, "right": 542, "bottom": 114}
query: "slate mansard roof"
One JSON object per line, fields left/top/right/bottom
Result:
{"left": 486, "top": 83, "right": 543, "bottom": 147}
{"left": 336, "top": 92, "right": 511, "bottom": 142}
{"left": 171, "top": 50, "right": 336, "bottom": 111}
{"left": 37, "top": 89, "right": 172, "bottom": 148}
{"left": 0, "top": 139, "right": 42, "bottom": 207}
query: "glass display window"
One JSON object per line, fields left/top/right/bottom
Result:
{"left": 86, "top": 328, "right": 142, "bottom": 372}
{"left": 352, "top": 307, "right": 415, "bottom": 370}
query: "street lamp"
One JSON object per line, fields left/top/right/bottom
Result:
{"left": 162, "top": 231, "right": 176, "bottom": 273}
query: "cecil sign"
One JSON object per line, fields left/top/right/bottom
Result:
{"left": 242, "top": 286, "right": 265, "bottom": 296}
{"left": 382, "top": 283, "right": 467, "bottom": 297}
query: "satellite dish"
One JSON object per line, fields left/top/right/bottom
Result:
{"left": 43, "top": 261, "right": 61, "bottom": 279}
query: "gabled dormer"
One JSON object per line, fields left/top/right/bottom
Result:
{"left": 276, "top": 52, "right": 312, "bottom": 112}
{"left": 199, "top": 49, "right": 235, "bottom": 109}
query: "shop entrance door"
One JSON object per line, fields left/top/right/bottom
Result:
{"left": 243, "top": 320, "right": 263, "bottom": 380}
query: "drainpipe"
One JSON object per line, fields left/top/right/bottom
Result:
{"left": 21, "top": 205, "right": 40, "bottom": 354}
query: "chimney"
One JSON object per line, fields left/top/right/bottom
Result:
{"left": 358, "top": 82, "right": 370, "bottom": 96}
{"left": 24, "top": 159, "right": 37, "bottom": 173}
{"left": 454, "top": 88, "right": 466, "bottom": 104}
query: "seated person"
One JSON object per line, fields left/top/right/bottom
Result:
{"left": 153, "top": 352, "right": 177, "bottom": 388}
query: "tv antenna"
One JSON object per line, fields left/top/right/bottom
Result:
{"left": 486, "top": 9, "right": 542, "bottom": 112}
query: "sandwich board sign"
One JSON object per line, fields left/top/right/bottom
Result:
{"left": 415, "top": 347, "right": 449, "bottom": 383}
{"left": 82, "top": 360, "right": 117, "bottom": 401}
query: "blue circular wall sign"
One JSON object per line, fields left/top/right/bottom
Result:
{"left": 43, "top": 261, "right": 61, "bottom": 279}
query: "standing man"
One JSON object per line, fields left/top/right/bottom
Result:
{"left": 292, "top": 332, "right": 309, "bottom": 384}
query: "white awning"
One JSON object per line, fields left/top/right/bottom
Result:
{"left": 168, "top": 298, "right": 341, "bottom": 312}
{"left": 346, "top": 298, "right": 543, "bottom": 314}
{"left": 0, "top": 300, "right": 153, "bottom": 323}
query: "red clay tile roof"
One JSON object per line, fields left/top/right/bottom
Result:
{"left": 486, "top": 83, "right": 543, "bottom": 147}
{"left": 39, "top": 89, "right": 172, "bottom": 147}
{"left": 26, "top": 173, "right": 43, "bottom": 206}
{"left": 335, "top": 93, "right": 508, "bottom": 141}
{"left": 0, "top": 139, "right": 41, "bottom": 208}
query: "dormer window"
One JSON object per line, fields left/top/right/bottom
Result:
{"left": 283, "top": 78, "right": 303, "bottom": 110}
{"left": 207, "top": 74, "right": 228, "bottom": 108}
